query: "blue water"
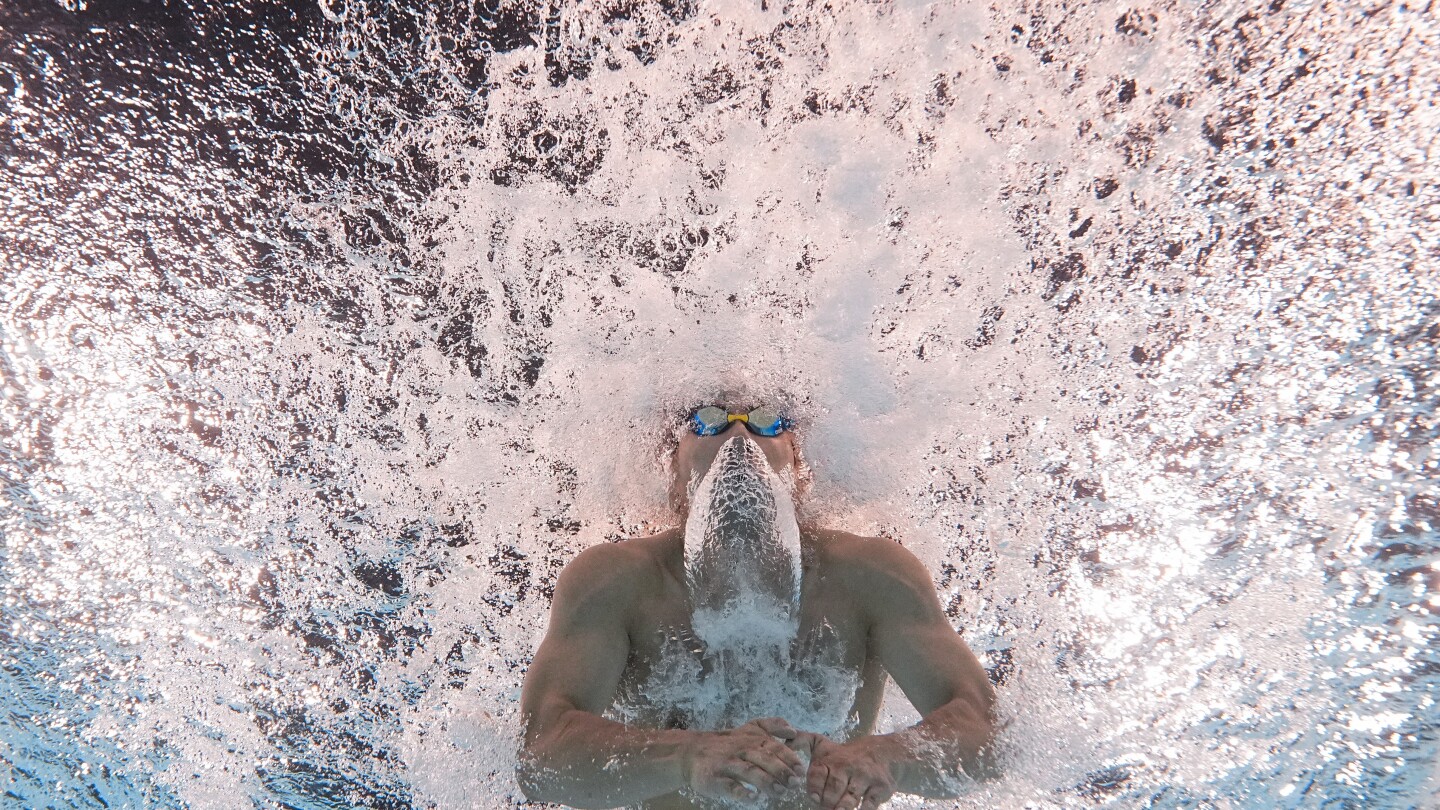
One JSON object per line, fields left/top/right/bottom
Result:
{"left": 2, "top": 1, "right": 1436, "bottom": 808}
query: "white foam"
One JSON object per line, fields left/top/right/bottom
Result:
{"left": 2, "top": 0, "right": 1436, "bottom": 807}
{"left": 683, "top": 435, "right": 803, "bottom": 631}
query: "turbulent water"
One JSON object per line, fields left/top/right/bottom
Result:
{"left": 2, "top": 0, "right": 1437, "bottom": 808}
{"left": 651, "top": 433, "right": 862, "bottom": 742}
{"left": 683, "top": 434, "right": 803, "bottom": 630}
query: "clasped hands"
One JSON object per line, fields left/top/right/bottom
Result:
{"left": 685, "top": 717, "right": 896, "bottom": 810}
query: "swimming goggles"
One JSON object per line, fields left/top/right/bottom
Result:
{"left": 690, "top": 405, "right": 794, "bottom": 437}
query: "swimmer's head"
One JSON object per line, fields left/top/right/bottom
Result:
{"left": 668, "top": 403, "right": 802, "bottom": 515}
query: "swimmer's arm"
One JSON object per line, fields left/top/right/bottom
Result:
{"left": 856, "top": 541, "right": 999, "bottom": 796}
{"left": 517, "top": 544, "right": 692, "bottom": 808}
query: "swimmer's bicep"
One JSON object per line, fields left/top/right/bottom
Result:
{"left": 523, "top": 626, "right": 629, "bottom": 731}
{"left": 865, "top": 544, "right": 992, "bottom": 717}
{"left": 879, "top": 616, "right": 992, "bottom": 719}
{"left": 522, "top": 545, "right": 635, "bottom": 726}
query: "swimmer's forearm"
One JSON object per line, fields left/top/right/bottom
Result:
{"left": 867, "top": 698, "right": 998, "bottom": 796}
{"left": 518, "top": 709, "right": 696, "bottom": 808}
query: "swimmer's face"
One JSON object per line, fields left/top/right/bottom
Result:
{"left": 670, "top": 420, "right": 798, "bottom": 514}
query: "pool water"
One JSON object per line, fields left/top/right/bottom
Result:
{"left": 1, "top": 1, "right": 1436, "bottom": 807}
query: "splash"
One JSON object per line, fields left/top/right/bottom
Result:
{"left": 631, "top": 432, "right": 861, "bottom": 745}
{"left": 1, "top": 1, "right": 1436, "bottom": 809}
{"left": 684, "top": 434, "right": 803, "bottom": 644}
{"left": 612, "top": 623, "right": 860, "bottom": 744}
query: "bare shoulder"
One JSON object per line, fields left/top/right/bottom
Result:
{"left": 550, "top": 534, "right": 670, "bottom": 622}
{"left": 809, "top": 528, "right": 934, "bottom": 584}
{"left": 807, "top": 528, "right": 942, "bottom": 619}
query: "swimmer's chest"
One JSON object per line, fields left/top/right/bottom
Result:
{"left": 625, "top": 559, "right": 871, "bottom": 670}
{"left": 617, "top": 561, "right": 884, "bottom": 736}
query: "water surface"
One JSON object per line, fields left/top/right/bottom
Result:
{"left": 2, "top": 1, "right": 1437, "bottom": 807}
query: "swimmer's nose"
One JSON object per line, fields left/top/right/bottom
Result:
{"left": 716, "top": 419, "right": 748, "bottom": 437}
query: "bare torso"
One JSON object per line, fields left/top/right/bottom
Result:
{"left": 603, "top": 528, "right": 891, "bottom": 809}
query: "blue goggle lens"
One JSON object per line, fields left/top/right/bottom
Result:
{"left": 691, "top": 405, "right": 792, "bottom": 437}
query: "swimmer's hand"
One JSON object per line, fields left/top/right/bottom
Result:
{"left": 791, "top": 732, "right": 897, "bottom": 810}
{"left": 683, "top": 717, "right": 807, "bottom": 803}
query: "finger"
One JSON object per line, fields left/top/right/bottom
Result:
{"left": 837, "top": 785, "right": 866, "bottom": 810}
{"left": 763, "top": 737, "right": 807, "bottom": 781}
{"left": 807, "top": 762, "right": 829, "bottom": 806}
{"left": 751, "top": 716, "right": 798, "bottom": 740}
{"left": 859, "top": 787, "right": 883, "bottom": 810}
{"left": 865, "top": 782, "right": 894, "bottom": 807}
{"left": 742, "top": 742, "right": 804, "bottom": 788}
{"left": 738, "top": 748, "right": 794, "bottom": 791}
{"left": 724, "top": 777, "right": 760, "bottom": 803}
{"left": 821, "top": 765, "right": 851, "bottom": 810}
{"left": 786, "top": 730, "right": 815, "bottom": 753}
{"left": 808, "top": 734, "right": 839, "bottom": 758}
{"left": 722, "top": 760, "right": 775, "bottom": 794}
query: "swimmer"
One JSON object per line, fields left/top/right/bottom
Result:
{"left": 518, "top": 404, "right": 997, "bottom": 810}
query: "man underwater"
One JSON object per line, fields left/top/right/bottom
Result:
{"left": 518, "top": 403, "right": 997, "bottom": 809}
